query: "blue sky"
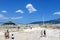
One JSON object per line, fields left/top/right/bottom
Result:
{"left": 0, "top": 0, "right": 60, "bottom": 24}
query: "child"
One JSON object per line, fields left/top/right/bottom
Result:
{"left": 11, "top": 34, "right": 14, "bottom": 40}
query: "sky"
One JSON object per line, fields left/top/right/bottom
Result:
{"left": 0, "top": 0, "right": 60, "bottom": 24}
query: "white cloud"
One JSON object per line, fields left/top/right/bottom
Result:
{"left": 26, "top": 4, "right": 37, "bottom": 13}
{"left": 11, "top": 16, "right": 23, "bottom": 20}
{"left": 0, "top": 14, "right": 9, "bottom": 20}
{"left": 0, "top": 14, "right": 23, "bottom": 20}
{"left": 1, "top": 10, "right": 7, "bottom": 13}
{"left": 54, "top": 12, "right": 60, "bottom": 15}
{"left": 16, "top": 10, "right": 24, "bottom": 13}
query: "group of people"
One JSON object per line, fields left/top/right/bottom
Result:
{"left": 40, "top": 30, "right": 46, "bottom": 37}
{"left": 4, "top": 29, "right": 46, "bottom": 40}
{"left": 4, "top": 30, "right": 14, "bottom": 40}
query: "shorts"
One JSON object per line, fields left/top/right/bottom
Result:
{"left": 12, "top": 37, "right": 14, "bottom": 39}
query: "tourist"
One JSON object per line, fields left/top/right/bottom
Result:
{"left": 44, "top": 30, "right": 46, "bottom": 37}
{"left": 4, "top": 30, "right": 9, "bottom": 40}
{"left": 40, "top": 30, "right": 43, "bottom": 37}
{"left": 11, "top": 34, "right": 14, "bottom": 40}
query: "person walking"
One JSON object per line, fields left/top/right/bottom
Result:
{"left": 44, "top": 30, "right": 46, "bottom": 37}
{"left": 4, "top": 30, "right": 10, "bottom": 40}
{"left": 11, "top": 34, "right": 15, "bottom": 40}
{"left": 40, "top": 30, "right": 43, "bottom": 37}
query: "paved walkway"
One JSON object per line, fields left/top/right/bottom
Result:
{"left": 0, "top": 29, "right": 60, "bottom": 40}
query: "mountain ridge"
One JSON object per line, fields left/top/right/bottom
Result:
{"left": 30, "top": 18, "right": 60, "bottom": 24}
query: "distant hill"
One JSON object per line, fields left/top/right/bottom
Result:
{"left": 30, "top": 18, "right": 60, "bottom": 24}
{"left": 0, "top": 18, "right": 60, "bottom": 24}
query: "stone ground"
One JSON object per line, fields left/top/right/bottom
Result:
{"left": 0, "top": 28, "right": 60, "bottom": 40}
